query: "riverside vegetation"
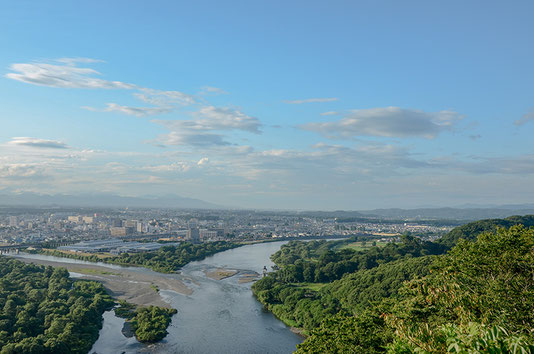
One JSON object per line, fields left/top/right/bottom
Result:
{"left": 0, "top": 257, "right": 180, "bottom": 353}
{"left": 0, "top": 257, "right": 114, "bottom": 353}
{"left": 252, "top": 216, "right": 534, "bottom": 353}
{"left": 38, "top": 241, "right": 241, "bottom": 273}
{"left": 114, "top": 300, "right": 177, "bottom": 343}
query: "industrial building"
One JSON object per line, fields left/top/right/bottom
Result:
{"left": 57, "top": 238, "right": 179, "bottom": 254}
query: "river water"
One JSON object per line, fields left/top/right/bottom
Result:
{"left": 18, "top": 241, "right": 304, "bottom": 353}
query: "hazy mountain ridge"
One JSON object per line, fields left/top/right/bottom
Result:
{"left": 0, "top": 192, "right": 222, "bottom": 209}
{"left": 358, "top": 206, "right": 534, "bottom": 220}
{"left": 1, "top": 192, "right": 533, "bottom": 219}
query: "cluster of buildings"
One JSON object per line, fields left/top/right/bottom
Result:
{"left": 0, "top": 208, "right": 455, "bottom": 247}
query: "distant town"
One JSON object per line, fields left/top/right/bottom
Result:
{"left": 0, "top": 207, "right": 458, "bottom": 252}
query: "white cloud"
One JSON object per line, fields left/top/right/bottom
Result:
{"left": 0, "top": 164, "right": 45, "bottom": 178}
{"left": 5, "top": 59, "right": 136, "bottom": 89}
{"left": 301, "top": 107, "right": 463, "bottom": 139}
{"left": 141, "top": 162, "right": 191, "bottom": 172}
{"left": 7, "top": 137, "right": 69, "bottom": 149}
{"left": 200, "top": 86, "right": 228, "bottom": 95}
{"left": 152, "top": 106, "right": 262, "bottom": 146}
{"left": 284, "top": 97, "right": 339, "bottom": 104}
{"left": 197, "top": 157, "right": 209, "bottom": 165}
{"left": 56, "top": 57, "right": 104, "bottom": 65}
{"left": 83, "top": 103, "right": 172, "bottom": 117}
{"left": 320, "top": 111, "right": 339, "bottom": 116}
{"left": 81, "top": 84, "right": 197, "bottom": 117}
{"left": 134, "top": 88, "right": 196, "bottom": 106}
{"left": 192, "top": 106, "right": 261, "bottom": 133}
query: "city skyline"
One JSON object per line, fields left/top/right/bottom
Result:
{"left": 1, "top": 1, "right": 534, "bottom": 210}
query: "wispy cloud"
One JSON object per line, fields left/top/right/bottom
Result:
{"left": 6, "top": 58, "right": 198, "bottom": 118}
{"left": 0, "top": 163, "right": 46, "bottom": 178}
{"left": 83, "top": 88, "right": 196, "bottom": 117}
{"left": 514, "top": 109, "right": 534, "bottom": 126}
{"left": 134, "top": 88, "right": 196, "bottom": 106}
{"left": 153, "top": 106, "right": 261, "bottom": 146}
{"left": 200, "top": 86, "right": 228, "bottom": 95}
{"left": 301, "top": 107, "right": 463, "bottom": 139}
{"left": 155, "top": 130, "right": 230, "bottom": 146}
{"left": 8, "top": 137, "right": 69, "bottom": 149}
{"left": 284, "top": 97, "right": 339, "bottom": 104}
{"left": 5, "top": 58, "right": 136, "bottom": 89}
{"left": 192, "top": 106, "right": 261, "bottom": 133}
{"left": 82, "top": 103, "right": 173, "bottom": 117}
{"left": 56, "top": 57, "right": 104, "bottom": 65}
{"left": 320, "top": 111, "right": 339, "bottom": 116}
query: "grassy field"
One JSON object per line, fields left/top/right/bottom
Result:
{"left": 337, "top": 241, "right": 389, "bottom": 251}
{"left": 43, "top": 248, "right": 116, "bottom": 259}
{"left": 76, "top": 268, "right": 121, "bottom": 276}
{"left": 292, "top": 282, "right": 328, "bottom": 291}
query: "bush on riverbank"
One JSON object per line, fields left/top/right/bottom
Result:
{"left": 114, "top": 301, "right": 177, "bottom": 343}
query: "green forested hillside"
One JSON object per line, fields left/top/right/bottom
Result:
{"left": 266, "top": 235, "right": 444, "bottom": 284}
{"left": 438, "top": 214, "right": 534, "bottom": 247}
{"left": 321, "top": 256, "right": 434, "bottom": 313}
{"left": 252, "top": 236, "right": 443, "bottom": 332}
{"left": 253, "top": 218, "right": 534, "bottom": 353}
{"left": 297, "top": 225, "right": 534, "bottom": 352}
{"left": 0, "top": 257, "right": 115, "bottom": 353}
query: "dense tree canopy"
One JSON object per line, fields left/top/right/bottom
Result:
{"left": 253, "top": 217, "right": 534, "bottom": 352}
{"left": 114, "top": 301, "right": 177, "bottom": 343}
{"left": 0, "top": 257, "right": 115, "bottom": 354}
{"left": 267, "top": 235, "right": 444, "bottom": 284}
{"left": 252, "top": 237, "right": 441, "bottom": 333}
{"left": 438, "top": 214, "right": 534, "bottom": 248}
{"left": 295, "top": 225, "right": 534, "bottom": 353}
{"left": 40, "top": 241, "right": 241, "bottom": 273}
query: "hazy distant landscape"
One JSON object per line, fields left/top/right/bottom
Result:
{"left": 3, "top": 191, "right": 534, "bottom": 220}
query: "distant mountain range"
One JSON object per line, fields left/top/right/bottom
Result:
{"left": 0, "top": 192, "right": 532, "bottom": 220}
{"left": 297, "top": 205, "right": 534, "bottom": 221}
{"left": 357, "top": 206, "right": 534, "bottom": 220}
{"left": 0, "top": 192, "right": 222, "bottom": 209}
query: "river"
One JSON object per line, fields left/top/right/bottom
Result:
{"left": 17, "top": 241, "right": 304, "bottom": 353}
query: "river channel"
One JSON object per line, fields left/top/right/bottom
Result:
{"left": 17, "top": 241, "right": 303, "bottom": 353}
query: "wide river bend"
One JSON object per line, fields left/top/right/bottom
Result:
{"left": 17, "top": 241, "right": 303, "bottom": 354}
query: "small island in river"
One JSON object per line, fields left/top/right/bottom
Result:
{"left": 205, "top": 268, "right": 239, "bottom": 280}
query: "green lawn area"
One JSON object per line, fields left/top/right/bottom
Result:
{"left": 76, "top": 268, "right": 120, "bottom": 276}
{"left": 292, "top": 282, "right": 328, "bottom": 291}
{"left": 337, "top": 241, "right": 388, "bottom": 251}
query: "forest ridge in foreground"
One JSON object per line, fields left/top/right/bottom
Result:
{"left": 253, "top": 216, "right": 534, "bottom": 353}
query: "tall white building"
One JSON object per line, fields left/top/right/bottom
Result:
{"left": 9, "top": 216, "right": 18, "bottom": 227}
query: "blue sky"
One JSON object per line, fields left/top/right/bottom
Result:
{"left": 1, "top": 0, "right": 533, "bottom": 209}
